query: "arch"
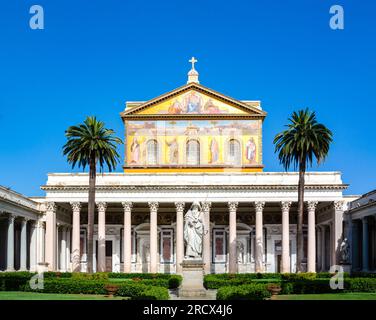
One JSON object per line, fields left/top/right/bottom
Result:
{"left": 186, "top": 139, "right": 200, "bottom": 165}
{"left": 227, "top": 139, "right": 241, "bottom": 165}
{"left": 146, "top": 139, "right": 158, "bottom": 165}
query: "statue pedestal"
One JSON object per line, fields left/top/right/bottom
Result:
{"left": 179, "top": 259, "right": 206, "bottom": 298}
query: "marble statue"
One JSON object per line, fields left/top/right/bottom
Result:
{"left": 340, "top": 238, "right": 350, "bottom": 263}
{"left": 184, "top": 201, "right": 204, "bottom": 258}
{"left": 237, "top": 241, "right": 244, "bottom": 263}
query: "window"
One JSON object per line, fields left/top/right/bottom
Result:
{"left": 147, "top": 139, "right": 158, "bottom": 165}
{"left": 212, "top": 229, "right": 227, "bottom": 263}
{"left": 186, "top": 139, "right": 200, "bottom": 165}
{"left": 228, "top": 139, "right": 241, "bottom": 165}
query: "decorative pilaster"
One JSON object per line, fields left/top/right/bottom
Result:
{"left": 174, "top": 201, "right": 185, "bottom": 274}
{"left": 36, "top": 221, "right": 45, "bottom": 266}
{"left": 148, "top": 201, "right": 159, "bottom": 273}
{"left": 96, "top": 202, "right": 107, "bottom": 272}
{"left": 254, "top": 201, "right": 265, "bottom": 272}
{"left": 6, "top": 214, "right": 15, "bottom": 271}
{"left": 307, "top": 201, "right": 318, "bottom": 273}
{"left": 70, "top": 202, "right": 81, "bottom": 272}
{"left": 228, "top": 202, "right": 238, "bottom": 273}
{"left": 45, "top": 202, "right": 57, "bottom": 271}
{"left": 121, "top": 201, "right": 133, "bottom": 273}
{"left": 281, "top": 201, "right": 292, "bottom": 273}
{"left": 332, "top": 200, "right": 344, "bottom": 266}
{"left": 202, "top": 201, "right": 211, "bottom": 274}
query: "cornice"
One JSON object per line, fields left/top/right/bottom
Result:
{"left": 121, "top": 114, "right": 265, "bottom": 121}
{"left": 120, "top": 82, "right": 266, "bottom": 120}
{"left": 41, "top": 184, "right": 348, "bottom": 192}
{"left": 0, "top": 187, "right": 41, "bottom": 213}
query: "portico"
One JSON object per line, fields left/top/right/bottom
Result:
{"left": 31, "top": 171, "right": 348, "bottom": 274}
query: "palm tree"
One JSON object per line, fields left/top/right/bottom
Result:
{"left": 63, "top": 116, "right": 123, "bottom": 273}
{"left": 273, "top": 109, "right": 332, "bottom": 272}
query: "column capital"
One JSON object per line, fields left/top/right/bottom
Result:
{"left": 8, "top": 214, "right": 16, "bottom": 223}
{"left": 70, "top": 202, "right": 81, "bottom": 212}
{"left": 362, "top": 216, "right": 369, "bottom": 224}
{"left": 254, "top": 201, "right": 265, "bottom": 212}
{"left": 21, "top": 217, "right": 29, "bottom": 225}
{"left": 306, "top": 201, "right": 318, "bottom": 212}
{"left": 174, "top": 201, "right": 185, "bottom": 212}
{"left": 228, "top": 201, "right": 238, "bottom": 212}
{"left": 96, "top": 201, "right": 107, "bottom": 212}
{"left": 37, "top": 220, "right": 45, "bottom": 228}
{"left": 121, "top": 201, "right": 133, "bottom": 212}
{"left": 46, "top": 202, "right": 57, "bottom": 212}
{"left": 333, "top": 200, "right": 345, "bottom": 211}
{"left": 148, "top": 201, "right": 159, "bottom": 212}
{"left": 281, "top": 201, "right": 292, "bottom": 212}
{"left": 201, "top": 201, "right": 212, "bottom": 213}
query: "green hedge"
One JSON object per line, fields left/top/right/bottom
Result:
{"left": 346, "top": 278, "right": 376, "bottom": 292}
{"left": 350, "top": 272, "right": 376, "bottom": 278}
{"left": 23, "top": 279, "right": 108, "bottom": 295}
{"left": 0, "top": 272, "right": 36, "bottom": 291}
{"left": 116, "top": 283, "right": 169, "bottom": 300}
{"left": 217, "top": 283, "right": 272, "bottom": 300}
{"left": 22, "top": 278, "right": 169, "bottom": 299}
{"left": 108, "top": 273, "right": 182, "bottom": 289}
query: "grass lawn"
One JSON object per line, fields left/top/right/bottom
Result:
{"left": 273, "top": 293, "right": 376, "bottom": 300}
{"left": 0, "top": 291, "right": 129, "bottom": 300}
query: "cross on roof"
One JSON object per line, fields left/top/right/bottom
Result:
{"left": 189, "top": 57, "right": 197, "bottom": 70}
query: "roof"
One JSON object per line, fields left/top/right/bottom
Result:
{"left": 120, "top": 82, "right": 267, "bottom": 121}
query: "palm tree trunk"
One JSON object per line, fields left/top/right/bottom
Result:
{"left": 87, "top": 154, "right": 96, "bottom": 273}
{"left": 296, "top": 159, "right": 306, "bottom": 273}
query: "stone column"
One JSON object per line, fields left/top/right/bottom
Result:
{"left": 122, "top": 201, "right": 133, "bottom": 273}
{"left": 174, "top": 201, "right": 185, "bottom": 274}
{"left": 332, "top": 200, "right": 344, "bottom": 266}
{"left": 6, "top": 215, "right": 15, "bottom": 271}
{"left": 60, "top": 226, "right": 67, "bottom": 271}
{"left": 307, "top": 201, "right": 318, "bottom": 273}
{"left": 20, "top": 218, "right": 28, "bottom": 271}
{"left": 96, "top": 202, "right": 107, "bottom": 272}
{"left": 316, "top": 225, "right": 322, "bottom": 271}
{"left": 70, "top": 202, "right": 81, "bottom": 272}
{"left": 37, "top": 221, "right": 45, "bottom": 265}
{"left": 149, "top": 202, "right": 159, "bottom": 273}
{"left": 66, "top": 227, "right": 71, "bottom": 272}
{"left": 228, "top": 202, "right": 238, "bottom": 273}
{"left": 281, "top": 201, "right": 292, "bottom": 273}
{"left": 362, "top": 217, "right": 369, "bottom": 272}
{"left": 56, "top": 224, "right": 61, "bottom": 270}
{"left": 202, "top": 202, "right": 212, "bottom": 274}
{"left": 29, "top": 221, "right": 37, "bottom": 272}
{"left": 45, "top": 202, "right": 57, "bottom": 271}
{"left": 254, "top": 201, "right": 265, "bottom": 273}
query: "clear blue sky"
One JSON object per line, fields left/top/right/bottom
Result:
{"left": 0, "top": 0, "right": 375, "bottom": 196}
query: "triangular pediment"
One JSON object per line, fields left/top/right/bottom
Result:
{"left": 121, "top": 83, "right": 266, "bottom": 118}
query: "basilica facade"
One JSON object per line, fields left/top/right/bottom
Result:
{"left": 1, "top": 61, "right": 372, "bottom": 275}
